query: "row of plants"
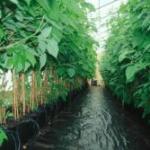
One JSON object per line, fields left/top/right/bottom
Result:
{"left": 100, "top": 0, "right": 150, "bottom": 122}
{"left": 0, "top": 0, "right": 97, "bottom": 124}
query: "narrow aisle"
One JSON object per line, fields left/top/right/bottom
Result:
{"left": 29, "top": 87, "right": 150, "bottom": 150}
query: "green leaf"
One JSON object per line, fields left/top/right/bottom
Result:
{"left": 0, "top": 27, "right": 4, "bottom": 40}
{"left": 40, "top": 53, "right": 47, "bottom": 69}
{"left": 25, "top": 50, "right": 36, "bottom": 67}
{"left": 41, "top": 27, "right": 52, "bottom": 38}
{"left": 126, "top": 62, "right": 150, "bottom": 83}
{"left": 82, "top": 2, "right": 95, "bottom": 12}
{"left": 0, "top": 10, "right": 2, "bottom": 19}
{"left": 46, "top": 17, "right": 63, "bottom": 31}
{"left": 118, "top": 50, "right": 134, "bottom": 62}
{"left": 5, "top": 57, "right": 14, "bottom": 70}
{"left": 14, "top": 55, "right": 24, "bottom": 72}
{"left": 24, "top": 62, "right": 30, "bottom": 72}
{"left": 0, "top": 129, "right": 8, "bottom": 146}
{"left": 37, "top": 0, "right": 50, "bottom": 12}
{"left": 24, "top": 0, "right": 32, "bottom": 6}
{"left": 38, "top": 41, "right": 47, "bottom": 55}
{"left": 67, "top": 68, "right": 76, "bottom": 78}
{"left": 47, "top": 38, "right": 59, "bottom": 58}
{"left": 10, "top": 0, "right": 19, "bottom": 5}
{"left": 51, "top": 27, "right": 63, "bottom": 42}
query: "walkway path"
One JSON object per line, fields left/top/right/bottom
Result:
{"left": 29, "top": 87, "right": 150, "bottom": 150}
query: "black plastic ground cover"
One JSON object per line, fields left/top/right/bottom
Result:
{"left": 0, "top": 86, "right": 87, "bottom": 150}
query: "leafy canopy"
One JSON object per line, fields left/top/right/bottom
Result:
{"left": 100, "top": 0, "right": 150, "bottom": 120}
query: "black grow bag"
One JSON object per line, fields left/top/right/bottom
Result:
{"left": 0, "top": 128, "right": 20, "bottom": 150}
{"left": 36, "top": 106, "right": 47, "bottom": 128}
{"left": 16, "top": 119, "right": 39, "bottom": 145}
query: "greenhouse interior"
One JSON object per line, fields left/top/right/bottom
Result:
{"left": 0, "top": 0, "right": 150, "bottom": 149}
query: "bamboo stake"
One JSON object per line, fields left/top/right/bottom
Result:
{"left": 13, "top": 70, "right": 17, "bottom": 120}
{"left": 20, "top": 73, "right": 26, "bottom": 116}
{"left": 0, "top": 108, "right": 5, "bottom": 124}
{"left": 0, "top": 108, "right": 2, "bottom": 124}
{"left": 43, "top": 69, "right": 48, "bottom": 102}
{"left": 16, "top": 77, "right": 19, "bottom": 119}
{"left": 30, "top": 70, "right": 36, "bottom": 110}
{"left": 2, "top": 108, "right": 6, "bottom": 124}
{"left": 40, "top": 72, "right": 44, "bottom": 105}
{"left": 35, "top": 72, "right": 38, "bottom": 107}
